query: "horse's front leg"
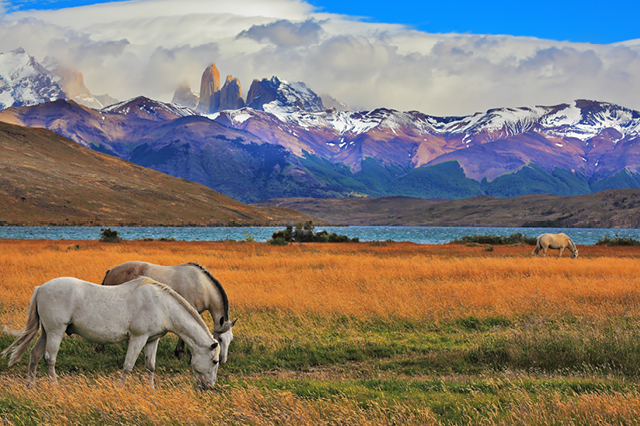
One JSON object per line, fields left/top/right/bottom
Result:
{"left": 120, "top": 335, "right": 148, "bottom": 387}
{"left": 174, "top": 338, "right": 186, "bottom": 360}
{"left": 144, "top": 338, "right": 159, "bottom": 389}
{"left": 558, "top": 247, "right": 565, "bottom": 258}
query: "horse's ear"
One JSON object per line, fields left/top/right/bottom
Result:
{"left": 210, "top": 342, "right": 219, "bottom": 350}
{"left": 231, "top": 318, "right": 238, "bottom": 327}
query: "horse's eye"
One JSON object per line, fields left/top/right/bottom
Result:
{"left": 213, "top": 360, "right": 219, "bottom": 365}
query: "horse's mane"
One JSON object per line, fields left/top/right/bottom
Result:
{"left": 186, "top": 262, "right": 229, "bottom": 321}
{"left": 137, "top": 277, "right": 212, "bottom": 339}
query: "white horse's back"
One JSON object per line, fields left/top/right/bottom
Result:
{"left": 36, "top": 277, "right": 154, "bottom": 344}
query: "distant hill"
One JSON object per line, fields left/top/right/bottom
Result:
{"left": 0, "top": 122, "right": 316, "bottom": 227}
{"left": 255, "top": 189, "right": 640, "bottom": 228}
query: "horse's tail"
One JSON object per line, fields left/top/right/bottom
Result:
{"left": 101, "top": 269, "right": 111, "bottom": 285}
{"left": 2, "top": 326, "right": 21, "bottom": 337}
{"left": 532, "top": 239, "right": 541, "bottom": 255}
{"left": 1, "top": 287, "right": 41, "bottom": 366}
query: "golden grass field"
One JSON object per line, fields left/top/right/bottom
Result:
{"left": 2, "top": 239, "right": 640, "bottom": 424}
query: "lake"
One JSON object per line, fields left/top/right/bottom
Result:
{"left": 0, "top": 225, "right": 638, "bottom": 245}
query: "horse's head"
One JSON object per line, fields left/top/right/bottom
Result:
{"left": 214, "top": 317, "right": 238, "bottom": 364}
{"left": 572, "top": 249, "right": 579, "bottom": 259}
{"left": 191, "top": 341, "right": 220, "bottom": 391}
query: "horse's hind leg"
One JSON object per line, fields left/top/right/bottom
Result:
{"left": 27, "top": 328, "right": 47, "bottom": 385}
{"left": 174, "top": 338, "right": 186, "bottom": 360}
{"left": 144, "top": 338, "right": 159, "bottom": 388}
{"left": 43, "top": 327, "right": 65, "bottom": 384}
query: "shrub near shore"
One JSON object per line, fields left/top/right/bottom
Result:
{"left": 2, "top": 240, "right": 640, "bottom": 424}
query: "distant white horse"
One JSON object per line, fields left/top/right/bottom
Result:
{"left": 1, "top": 277, "right": 220, "bottom": 389}
{"left": 102, "top": 261, "right": 236, "bottom": 363}
{"left": 533, "top": 233, "right": 579, "bottom": 259}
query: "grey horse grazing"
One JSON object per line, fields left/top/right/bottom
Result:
{"left": 102, "top": 261, "right": 237, "bottom": 363}
{"left": 1, "top": 277, "right": 220, "bottom": 389}
{"left": 533, "top": 233, "right": 579, "bottom": 259}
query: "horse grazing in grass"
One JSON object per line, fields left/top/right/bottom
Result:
{"left": 102, "top": 261, "right": 236, "bottom": 363}
{"left": 533, "top": 233, "right": 578, "bottom": 259}
{"left": 1, "top": 277, "right": 220, "bottom": 390}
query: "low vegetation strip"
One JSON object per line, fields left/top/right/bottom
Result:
{"left": 2, "top": 240, "right": 640, "bottom": 424}
{"left": 595, "top": 234, "right": 640, "bottom": 246}
{"left": 449, "top": 232, "right": 537, "bottom": 245}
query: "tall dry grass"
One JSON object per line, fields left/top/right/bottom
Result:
{"left": 0, "top": 373, "right": 439, "bottom": 425}
{"left": 2, "top": 240, "right": 640, "bottom": 327}
{"left": 3, "top": 239, "right": 640, "bottom": 425}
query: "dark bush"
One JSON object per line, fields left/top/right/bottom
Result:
{"left": 268, "top": 222, "right": 358, "bottom": 244}
{"left": 268, "top": 237, "right": 289, "bottom": 246}
{"left": 99, "top": 228, "right": 122, "bottom": 243}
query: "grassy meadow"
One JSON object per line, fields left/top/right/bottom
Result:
{"left": 2, "top": 239, "right": 640, "bottom": 424}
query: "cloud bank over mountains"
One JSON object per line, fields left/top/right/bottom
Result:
{"left": 1, "top": 0, "right": 639, "bottom": 116}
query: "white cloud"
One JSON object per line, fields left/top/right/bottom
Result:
{"left": 237, "top": 19, "right": 323, "bottom": 46}
{"left": 1, "top": 0, "right": 640, "bottom": 116}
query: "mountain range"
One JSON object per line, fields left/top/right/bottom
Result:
{"left": 2, "top": 48, "right": 640, "bottom": 204}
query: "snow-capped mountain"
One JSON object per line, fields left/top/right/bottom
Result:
{"left": 102, "top": 96, "right": 196, "bottom": 121}
{"left": 214, "top": 98, "right": 640, "bottom": 187}
{"left": 221, "top": 99, "right": 640, "bottom": 144}
{"left": 245, "top": 76, "right": 324, "bottom": 115}
{"left": 0, "top": 48, "right": 66, "bottom": 109}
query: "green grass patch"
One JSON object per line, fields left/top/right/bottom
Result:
{"left": 5, "top": 314, "right": 640, "bottom": 379}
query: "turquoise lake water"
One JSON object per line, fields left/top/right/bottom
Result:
{"left": 1, "top": 226, "right": 638, "bottom": 245}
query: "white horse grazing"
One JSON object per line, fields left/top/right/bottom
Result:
{"left": 1, "top": 277, "right": 220, "bottom": 390}
{"left": 102, "top": 261, "right": 236, "bottom": 363}
{"left": 533, "top": 233, "right": 579, "bottom": 259}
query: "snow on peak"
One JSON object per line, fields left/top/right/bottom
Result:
{"left": 247, "top": 76, "right": 324, "bottom": 113}
{"left": 101, "top": 96, "right": 195, "bottom": 120}
{"left": 0, "top": 48, "right": 65, "bottom": 109}
{"left": 540, "top": 100, "right": 640, "bottom": 141}
{"left": 216, "top": 95, "right": 640, "bottom": 146}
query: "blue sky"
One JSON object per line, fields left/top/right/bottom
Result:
{"left": 308, "top": 0, "right": 639, "bottom": 44}
{"left": 7, "top": 0, "right": 639, "bottom": 44}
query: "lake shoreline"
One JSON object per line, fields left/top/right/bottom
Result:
{"left": 1, "top": 225, "right": 638, "bottom": 245}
